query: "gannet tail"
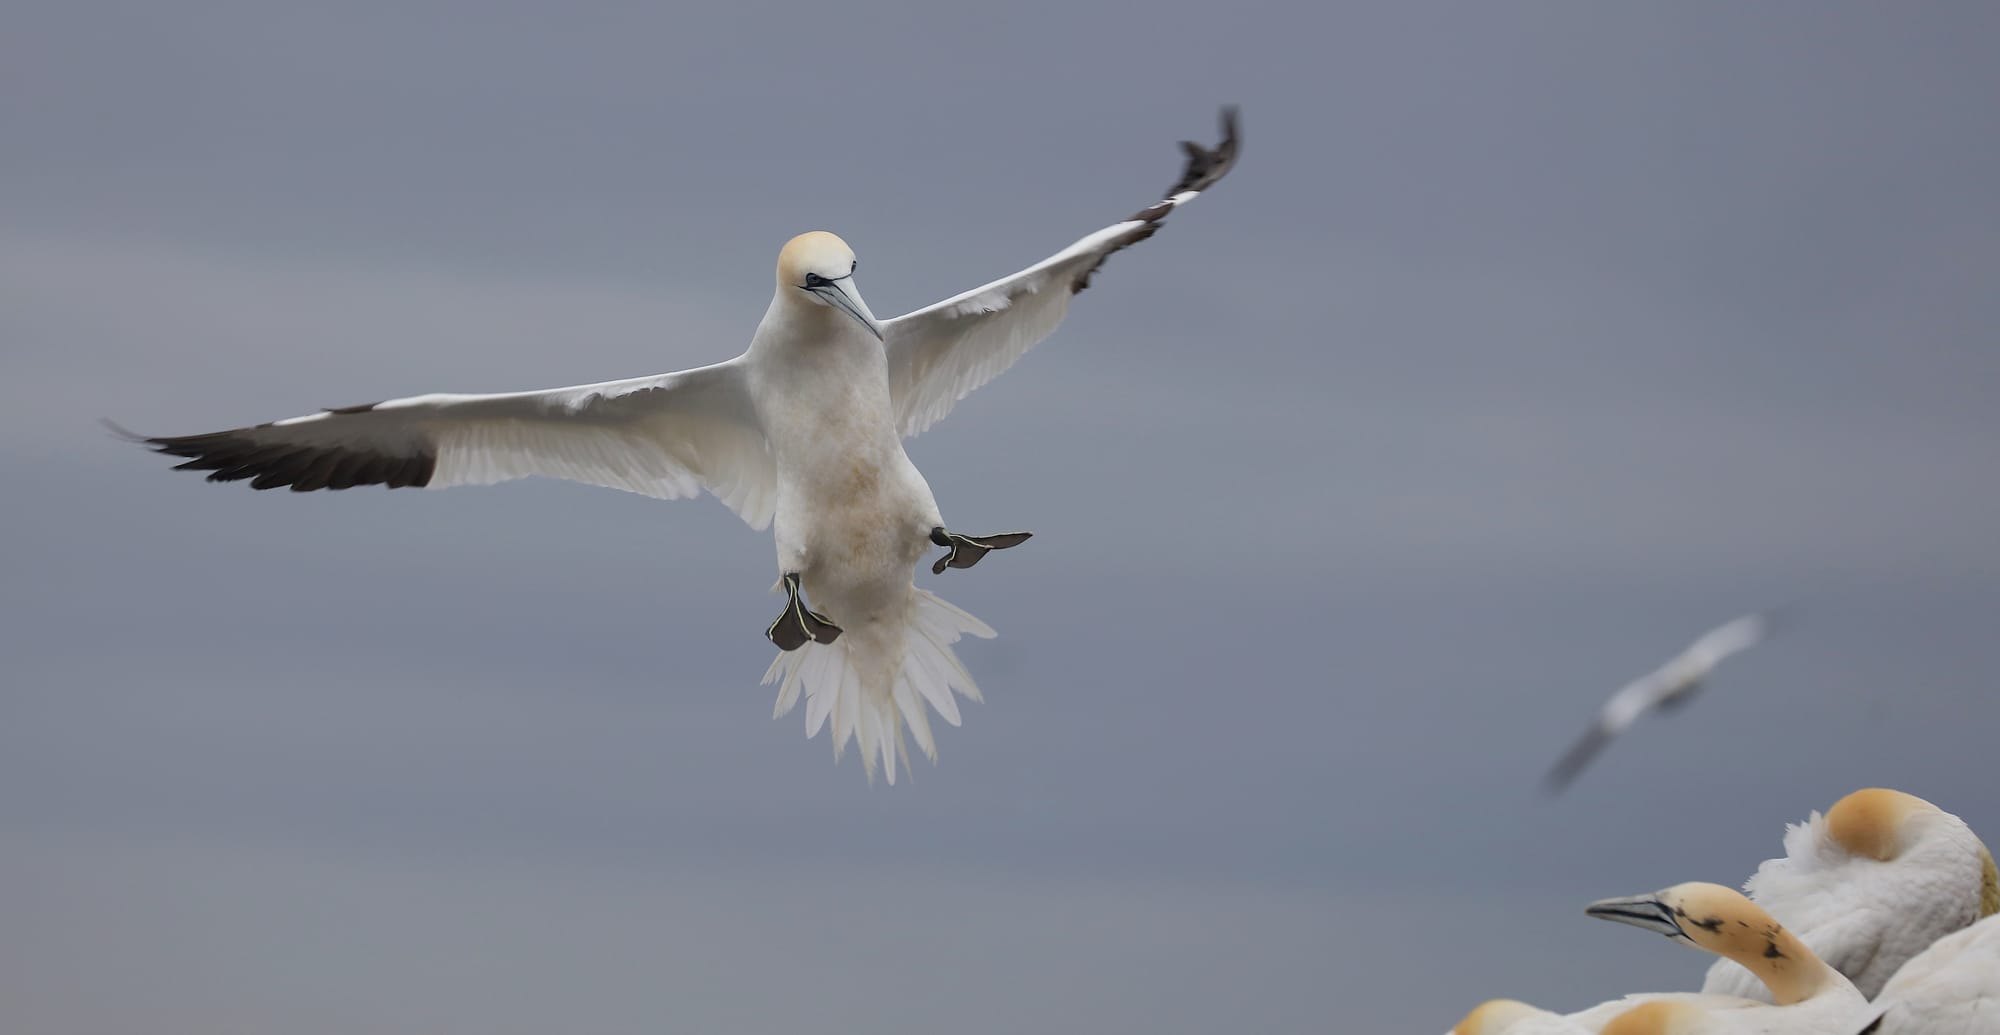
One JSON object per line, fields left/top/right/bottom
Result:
{"left": 760, "top": 587, "right": 995, "bottom": 784}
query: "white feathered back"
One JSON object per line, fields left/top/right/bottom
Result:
{"left": 1702, "top": 790, "right": 1991, "bottom": 1001}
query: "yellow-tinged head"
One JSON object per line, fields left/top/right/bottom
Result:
{"left": 772, "top": 231, "right": 880, "bottom": 339}
{"left": 1826, "top": 788, "right": 1940, "bottom": 861}
{"left": 1586, "top": 882, "right": 1835, "bottom": 1005}
{"left": 1599, "top": 1001, "right": 1706, "bottom": 1035}
{"left": 776, "top": 231, "right": 856, "bottom": 286}
{"left": 1822, "top": 786, "right": 1996, "bottom": 918}
{"left": 1452, "top": 998, "right": 1548, "bottom": 1035}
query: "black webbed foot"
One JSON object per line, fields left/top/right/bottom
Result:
{"left": 929, "top": 527, "right": 1034, "bottom": 575}
{"left": 765, "top": 572, "right": 843, "bottom": 651}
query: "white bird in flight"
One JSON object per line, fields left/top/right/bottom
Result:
{"left": 119, "top": 108, "right": 1241, "bottom": 783}
{"left": 1544, "top": 611, "right": 1777, "bottom": 793}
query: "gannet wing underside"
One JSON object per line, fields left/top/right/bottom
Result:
{"left": 116, "top": 357, "right": 778, "bottom": 529}
{"left": 881, "top": 107, "right": 1241, "bottom": 438}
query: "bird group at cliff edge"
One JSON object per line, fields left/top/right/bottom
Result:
{"left": 1449, "top": 787, "right": 2000, "bottom": 1035}
{"left": 116, "top": 109, "right": 1241, "bottom": 784}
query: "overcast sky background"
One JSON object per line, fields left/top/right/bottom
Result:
{"left": 5, "top": 3, "right": 2000, "bottom": 1032}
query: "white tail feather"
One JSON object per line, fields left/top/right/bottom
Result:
{"left": 759, "top": 588, "right": 995, "bottom": 784}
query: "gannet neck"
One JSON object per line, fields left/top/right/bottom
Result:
{"left": 756, "top": 281, "right": 855, "bottom": 343}
{"left": 1666, "top": 883, "right": 1843, "bottom": 1005}
{"left": 1589, "top": 883, "right": 1850, "bottom": 1006}
{"left": 1597, "top": 1001, "right": 1704, "bottom": 1035}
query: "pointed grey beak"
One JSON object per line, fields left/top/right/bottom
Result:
{"left": 810, "top": 280, "right": 883, "bottom": 341}
{"left": 1584, "top": 892, "right": 1688, "bottom": 941}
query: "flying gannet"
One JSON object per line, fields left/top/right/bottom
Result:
{"left": 1862, "top": 913, "right": 2000, "bottom": 1034}
{"left": 117, "top": 108, "right": 1241, "bottom": 782}
{"left": 1544, "top": 612, "right": 1776, "bottom": 793}
{"left": 1571, "top": 882, "right": 1872, "bottom": 1033}
{"left": 1701, "top": 788, "right": 1997, "bottom": 1002}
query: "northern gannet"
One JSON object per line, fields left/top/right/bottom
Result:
{"left": 117, "top": 109, "right": 1241, "bottom": 782}
{"left": 1571, "top": 882, "right": 1872, "bottom": 1033}
{"left": 1702, "top": 788, "right": 1997, "bottom": 1002}
{"left": 1544, "top": 612, "right": 1775, "bottom": 793}
{"left": 1448, "top": 998, "right": 1592, "bottom": 1034}
{"left": 1863, "top": 914, "right": 2000, "bottom": 1034}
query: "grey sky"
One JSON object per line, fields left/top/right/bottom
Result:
{"left": 5, "top": 2, "right": 1999, "bottom": 1031}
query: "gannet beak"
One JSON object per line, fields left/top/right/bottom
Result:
{"left": 1584, "top": 892, "right": 1689, "bottom": 941}
{"left": 811, "top": 279, "right": 883, "bottom": 340}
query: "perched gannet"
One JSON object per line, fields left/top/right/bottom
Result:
{"left": 1595, "top": 1002, "right": 1707, "bottom": 1035}
{"left": 1702, "top": 788, "right": 1998, "bottom": 1002}
{"left": 1544, "top": 612, "right": 1775, "bottom": 792}
{"left": 1448, "top": 998, "right": 1591, "bottom": 1034}
{"left": 1863, "top": 914, "right": 2000, "bottom": 1034}
{"left": 117, "top": 109, "right": 1241, "bottom": 781}
{"left": 1570, "top": 882, "right": 1872, "bottom": 1033}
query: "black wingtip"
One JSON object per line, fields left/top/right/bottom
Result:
{"left": 100, "top": 418, "right": 156, "bottom": 446}
{"left": 1541, "top": 727, "right": 1608, "bottom": 797}
{"left": 1165, "top": 106, "right": 1242, "bottom": 197}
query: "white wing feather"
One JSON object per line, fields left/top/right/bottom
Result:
{"left": 881, "top": 108, "right": 1240, "bottom": 438}
{"left": 127, "top": 357, "right": 778, "bottom": 529}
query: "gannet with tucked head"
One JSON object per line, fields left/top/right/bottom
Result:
{"left": 116, "top": 109, "right": 1241, "bottom": 782}
{"left": 1702, "top": 788, "right": 1997, "bottom": 1002}
{"left": 1569, "top": 882, "right": 1871, "bottom": 1032}
{"left": 1544, "top": 612, "right": 1777, "bottom": 793}
{"left": 1863, "top": 913, "right": 2000, "bottom": 1034}
{"left": 1594, "top": 1002, "right": 1718, "bottom": 1035}
{"left": 1448, "top": 998, "right": 1592, "bottom": 1034}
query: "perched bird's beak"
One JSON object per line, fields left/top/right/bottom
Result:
{"left": 1584, "top": 892, "right": 1689, "bottom": 942}
{"left": 810, "top": 278, "right": 883, "bottom": 340}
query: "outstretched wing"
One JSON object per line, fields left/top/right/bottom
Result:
{"left": 881, "top": 107, "right": 1241, "bottom": 438}
{"left": 1542, "top": 670, "right": 1674, "bottom": 794}
{"left": 1683, "top": 612, "right": 1772, "bottom": 668}
{"left": 1544, "top": 722, "right": 1618, "bottom": 794}
{"left": 119, "top": 357, "right": 779, "bottom": 529}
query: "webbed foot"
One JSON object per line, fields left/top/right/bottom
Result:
{"left": 765, "top": 572, "right": 842, "bottom": 651}
{"left": 929, "top": 527, "right": 1034, "bottom": 575}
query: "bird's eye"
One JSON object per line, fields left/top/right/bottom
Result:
{"left": 804, "top": 273, "right": 827, "bottom": 288}
{"left": 850, "top": 260, "right": 857, "bottom": 273}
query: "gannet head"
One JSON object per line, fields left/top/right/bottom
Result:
{"left": 1823, "top": 786, "right": 1998, "bottom": 918}
{"left": 1599, "top": 1001, "right": 1706, "bottom": 1035}
{"left": 775, "top": 231, "right": 881, "bottom": 340}
{"left": 1826, "top": 787, "right": 1947, "bottom": 862}
{"left": 1450, "top": 998, "right": 1550, "bottom": 1034}
{"left": 1586, "top": 882, "right": 1838, "bottom": 1005}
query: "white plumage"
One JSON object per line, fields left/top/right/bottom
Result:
{"left": 1701, "top": 789, "right": 1997, "bottom": 1002}
{"left": 1565, "top": 883, "right": 1872, "bottom": 1034}
{"left": 1449, "top": 999, "right": 1593, "bottom": 1034}
{"left": 123, "top": 109, "right": 1241, "bottom": 781}
{"left": 1865, "top": 914, "right": 2000, "bottom": 1034}
{"left": 1545, "top": 612, "right": 1776, "bottom": 792}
